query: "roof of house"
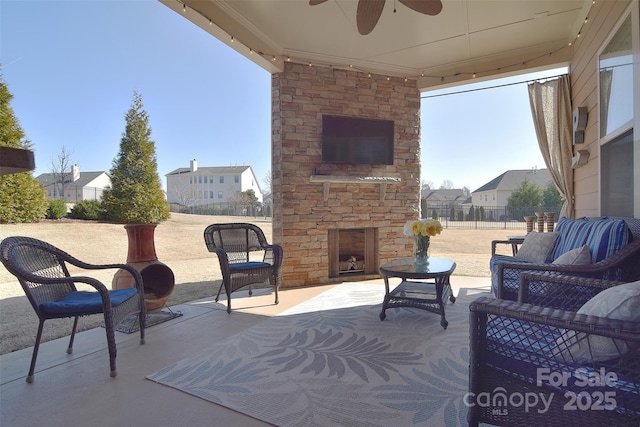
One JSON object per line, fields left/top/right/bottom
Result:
{"left": 423, "top": 189, "right": 467, "bottom": 203}
{"left": 474, "top": 169, "right": 552, "bottom": 193}
{"left": 36, "top": 171, "right": 108, "bottom": 188}
{"left": 165, "top": 165, "right": 252, "bottom": 176}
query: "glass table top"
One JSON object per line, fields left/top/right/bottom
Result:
{"left": 379, "top": 257, "right": 456, "bottom": 278}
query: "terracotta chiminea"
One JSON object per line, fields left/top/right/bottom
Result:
{"left": 112, "top": 224, "right": 175, "bottom": 312}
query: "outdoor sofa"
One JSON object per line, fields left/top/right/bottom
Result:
{"left": 468, "top": 272, "right": 640, "bottom": 426}
{"left": 490, "top": 216, "right": 640, "bottom": 305}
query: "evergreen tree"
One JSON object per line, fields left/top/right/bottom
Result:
{"left": 506, "top": 179, "right": 543, "bottom": 219}
{"left": 103, "top": 91, "right": 169, "bottom": 223}
{"left": 0, "top": 75, "right": 48, "bottom": 223}
{"left": 542, "top": 182, "right": 564, "bottom": 210}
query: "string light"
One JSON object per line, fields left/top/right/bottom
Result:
{"left": 180, "top": 0, "right": 595, "bottom": 85}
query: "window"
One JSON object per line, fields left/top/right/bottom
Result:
{"left": 198, "top": 176, "right": 202, "bottom": 184}
{"left": 599, "top": 6, "right": 639, "bottom": 216}
{"left": 218, "top": 191, "right": 223, "bottom": 199}
{"left": 602, "top": 130, "right": 634, "bottom": 216}
{"left": 209, "top": 176, "right": 213, "bottom": 183}
{"left": 210, "top": 191, "right": 214, "bottom": 199}
{"left": 219, "top": 176, "right": 224, "bottom": 184}
{"left": 234, "top": 175, "right": 240, "bottom": 183}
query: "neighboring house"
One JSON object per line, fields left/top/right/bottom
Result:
{"left": 421, "top": 188, "right": 468, "bottom": 217}
{"left": 36, "top": 164, "right": 110, "bottom": 202}
{"left": 472, "top": 168, "right": 553, "bottom": 209}
{"left": 165, "top": 160, "right": 263, "bottom": 208}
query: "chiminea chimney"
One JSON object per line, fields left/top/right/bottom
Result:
{"left": 190, "top": 159, "right": 198, "bottom": 172}
{"left": 71, "top": 164, "right": 80, "bottom": 182}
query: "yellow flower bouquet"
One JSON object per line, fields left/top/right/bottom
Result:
{"left": 403, "top": 219, "right": 443, "bottom": 265}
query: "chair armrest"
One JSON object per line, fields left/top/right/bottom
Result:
{"left": 491, "top": 240, "right": 511, "bottom": 256}
{"left": 470, "top": 296, "right": 640, "bottom": 347}
{"left": 518, "top": 272, "right": 623, "bottom": 310}
{"left": 263, "top": 244, "right": 283, "bottom": 267}
{"left": 211, "top": 247, "right": 232, "bottom": 279}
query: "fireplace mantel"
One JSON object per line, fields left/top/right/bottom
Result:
{"left": 309, "top": 175, "right": 402, "bottom": 201}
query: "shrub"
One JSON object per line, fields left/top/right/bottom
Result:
{"left": 70, "top": 200, "right": 105, "bottom": 220}
{"left": 46, "top": 199, "right": 67, "bottom": 219}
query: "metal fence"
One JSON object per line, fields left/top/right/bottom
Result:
{"left": 426, "top": 205, "right": 562, "bottom": 230}
{"left": 45, "top": 186, "right": 105, "bottom": 202}
{"left": 169, "top": 201, "right": 272, "bottom": 218}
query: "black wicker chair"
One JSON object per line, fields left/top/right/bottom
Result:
{"left": 491, "top": 217, "right": 640, "bottom": 302}
{"left": 204, "top": 223, "right": 282, "bottom": 313}
{"left": 468, "top": 274, "right": 640, "bottom": 426}
{"left": 0, "top": 236, "right": 146, "bottom": 383}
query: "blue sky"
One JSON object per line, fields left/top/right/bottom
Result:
{"left": 2, "top": 0, "right": 564, "bottom": 193}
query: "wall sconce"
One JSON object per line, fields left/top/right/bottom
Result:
{"left": 572, "top": 149, "right": 590, "bottom": 168}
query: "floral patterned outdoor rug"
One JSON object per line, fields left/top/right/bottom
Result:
{"left": 147, "top": 282, "right": 489, "bottom": 426}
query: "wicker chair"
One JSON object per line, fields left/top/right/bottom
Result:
{"left": 492, "top": 217, "right": 640, "bottom": 302}
{"left": 468, "top": 274, "right": 640, "bottom": 426}
{"left": 204, "top": 223, "right": 282, "bottom": 313}
{"left": 0, "top": 236, "right": 146, "bottom": 383}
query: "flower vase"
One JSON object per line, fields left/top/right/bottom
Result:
{"left": 414, "top": 235, "right": 430, "bottom": 266}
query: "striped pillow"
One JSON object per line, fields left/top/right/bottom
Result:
{"left": 551, "top": 217, "right": 630, "bottom": 263}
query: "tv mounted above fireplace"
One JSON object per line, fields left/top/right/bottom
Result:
{"left": 321, "top": 115, "right": 394, "bottom": 165}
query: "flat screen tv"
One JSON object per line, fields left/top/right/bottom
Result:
{"left": 321, "top": 115, "right": 394, "bottom": 165}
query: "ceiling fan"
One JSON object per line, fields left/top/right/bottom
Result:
{"left": 310, "top": 0, "right": 443, "bottom": 35}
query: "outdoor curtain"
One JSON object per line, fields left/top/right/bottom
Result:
{"left": 528, "top": 75, "right": 575, "bottom": 218}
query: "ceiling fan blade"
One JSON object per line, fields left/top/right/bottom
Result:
{"left": 309, "top": 0, "right": 328, "bottom": 5}
{"left": 357, "top": 0, "right": 386, "bottom": 35}
{"left": 398, "top": 0, "right": 443, "bottom": 16}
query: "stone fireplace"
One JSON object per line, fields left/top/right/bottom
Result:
{"left": 271, "top": 63, "right": 421, "bottom": 287}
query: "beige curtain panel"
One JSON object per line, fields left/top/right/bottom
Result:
{"left": 528, "top": 75, "right": 575, "bottom": 218}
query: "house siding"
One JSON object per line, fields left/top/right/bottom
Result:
{"left": 570, "top": 0, "right": 631, "bottom": 217}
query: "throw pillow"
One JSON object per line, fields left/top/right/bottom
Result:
{"left": 551, "top": 245, "right": 592, "bottom": 265}
{"left": 554, "top": 281, "right": 640, "bottom": 362}
{"left": 514, "top": 232, "right": 559, "bottom": 263}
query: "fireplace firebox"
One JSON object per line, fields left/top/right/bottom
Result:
{"left": 328, "top": 228, "right": 378, "bottom": 278}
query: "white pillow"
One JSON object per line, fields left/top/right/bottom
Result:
{"left": 514, "top": 232, "right": 559, "bottom": 263}
{"left": 554, "top": 281, "right": 640, "bottom": 362}
{"left": 552, "top": 245, "right": 591, "bottom": 265}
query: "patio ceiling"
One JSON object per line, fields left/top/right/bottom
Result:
{"left": 160, "top": 0, "right": 592, "bottom": 91}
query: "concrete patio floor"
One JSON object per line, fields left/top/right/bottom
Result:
{"left": 0, "top": 276, "right": 491, "bottom": 427}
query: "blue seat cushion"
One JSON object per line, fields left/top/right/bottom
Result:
{"left": 551, "top": 217, "right": 630, "bottom": 263}
{"left": 39, "top": 288, "right": 138, "bottom": 315}
{"left": 229, "top": 261, "right": 271, "bottom": 271}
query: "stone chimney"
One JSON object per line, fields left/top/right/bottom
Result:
{"left": 71, "top": 164, "right": 80, "bottom": 182}
{"left": 190, "top": 159, "right": 197, "bottom": 172}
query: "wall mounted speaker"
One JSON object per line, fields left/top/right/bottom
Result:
{"left": 572, "top": 107, "right": 588, "bottom": 144}
{"left": 572, "top": 149, "right": 590, "bottom": 168}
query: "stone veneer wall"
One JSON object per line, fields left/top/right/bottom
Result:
{"left": 272, "top": 62, "right": 421, "bottom": 287}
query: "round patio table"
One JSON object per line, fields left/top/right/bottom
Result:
{"left": 379, "top": 257, "right": 456, "bottom": 329}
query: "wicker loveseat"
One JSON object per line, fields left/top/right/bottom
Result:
{"left": 468, "top": 273, "right": 640, "bottom": 426}
{"left": 491, "top": 217, "right": 640, "bottom": 303}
